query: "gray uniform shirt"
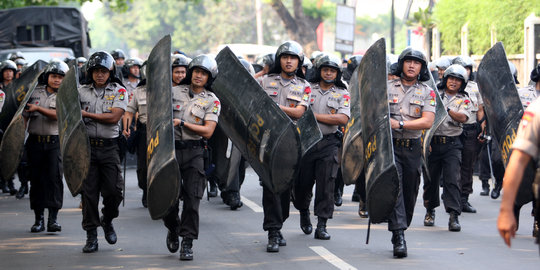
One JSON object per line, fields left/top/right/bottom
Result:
{"left": 464, "top": 81, "right": 483, "bottom": 124}
{"left": 309, "top": 83, "right": 351, "bottom": 135}
{"left": 171, "top": 85, "right": 220, "bottom": 141}
{"left": 261, "top": 74, "right": 311, "bottom": 111}
{"left": 23, "top": 85, "right": 58, "bottom": 135}
{"left": 387, "top": 79, "right": 437, "bottom": 139}
{"left": 518, "top": 85, "right": 540, "bottom": 109}
{"left": 434, "top": 90, "right": 472, "bottom": 137}
{"left": 513, "top": 98, "right": 540, "bottom": 158}
{"left": 79, "top": 82, "right": 128, "bottom": 138}
{"left": 123, "top": 79, "right": 139, "bottom": 97}
{"left": 126, "top": 85, "right": 147, "bottom": 124}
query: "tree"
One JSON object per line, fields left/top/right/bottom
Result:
{"left": 267, "top": 0, "right": 334, "bottom": 56}
{"left": 434, "top": 0, "right": 540, "bottom": 55}
{"left": 406, "top": 7, "right": 436, "bottom": 59}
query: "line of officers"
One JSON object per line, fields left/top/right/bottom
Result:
{"left": 0, "top": 40, "right": 538, "bottom": 261}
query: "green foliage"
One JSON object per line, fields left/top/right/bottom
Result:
{"left": 406, "top": 7, "right": 435, "bottom": 32}
{"left": 302, "top": 0, "right": 335, "bottom": 20}
{"left": 356, "top": 12, "right": 408, "bottom": 54}
{"left": 434, "top": 0, "right": 540, "bottom": 55}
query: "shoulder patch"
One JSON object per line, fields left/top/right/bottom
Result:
{"left": 118, "top": 88, "right": 126, "bottom": 100}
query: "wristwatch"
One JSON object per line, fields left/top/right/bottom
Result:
{"left": 399, "top": 121, "right": 404, "bottom": 130}
{"left": 447, "top": 108, "right": 451, "bottom": 113}
{"left": 180, "top": 120, "right": 185, "bottom": 127}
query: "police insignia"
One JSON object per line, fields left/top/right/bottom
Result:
{"left": 0, "top": 92, "right": 4, "bottom": 102}
{"left": 212, "top": 100, "right": 220, "bottom": 114}
{"left": 343, "top": 94, "right": 350, "bottom": 107}
{"left": 331, "top": 109, "right": 336, "bottom": 114}
{"left": 176, "top": 105, "right": 180, "bottom": 109}
{"left": 118, "top": 88, "right": 127, "bottom": 101}
{"left": 303, "top": 94, "right": 309, "bottom": 101}
{"left": 413, "top": 100, "right": 422, "bottom": 105}
{"left": 522, "top": 111, "right": 534, "bottom": 128}
{"left": 304, "top": 86, "right": 311, "bottom": 94}
{"left": 463, "top": 99, "right": 470, "bottom": 109}
{"left": 430, "top": 100, "right": 436, "bottom": 106}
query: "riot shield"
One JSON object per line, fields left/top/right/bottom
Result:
{"left": 208, "top": 125, "right": 243, "bottom": 188}
{"left": 0, "top": 71, "right": 41, "bottom": 180}
{"left": 146, "top": 35, "right": 180, "bottom": 219}
{"left": 296, "top": 106, "right": 322, "bottom": 156}
{"left": 341, "top": 65, "right": 364, "bottom": 185}
{"left": 57, "top": 66, "right": 90, "bottom": 196}
{"left": 421, "top": 72, "right": 447, "bottom": 182}
{"left": 213, "top": 46, "right": 301, "bottom": 194}
{"left": 0, "top": 60, "right": 47, "bottom": 131}
{"left": 477, "top": 42, "right": 534, "bottom": 208}
{"left": 359, "top": 38, "right": 399, "bottom": 223}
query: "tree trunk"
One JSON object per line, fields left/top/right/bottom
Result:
{"left": 270, "top": 0, "right": 319, "bottom": 56}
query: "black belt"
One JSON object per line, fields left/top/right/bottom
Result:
{"left": 432, "top": 135, "right": 459, "bottom": 144}
{"left": 175, "top": 140, "right": 204, "bottom": 149}
{"left": 89, "top": 137, "right": 117, "bottom": 147}
{"left": 392, "top": 138, "right": 420, "bottom": 148}
{"left": 29, "top": 134, "right": 58, "bottom": 144}
{"left": 463, "top": 123, "right": 477, "bottom": 130}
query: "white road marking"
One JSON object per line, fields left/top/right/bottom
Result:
{"left": 309, "top": 246, "right": 358, "bottom": 270}
{"left": 241, "top": 196, "right": 263, "bottom": 213}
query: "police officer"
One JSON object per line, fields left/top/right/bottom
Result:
{"left": 260, "top": 41, "right": 311, "bottom": 252}
{"left": 123, "top": 57, "right": 143, "bottom": 95}
{"left": 111, "top": 49, "right": 127, "bottom": 79}
{"left": 22, "top": 59, "right": 68, "bottom": 233}
{"left": 435, "top": 57, "right": 452, "bottom": 82}
{"left": 79, "top": 51, "right": 127, "bottom": 253}
{"left": 162, "top": 54, "right": 220, "bottom": 260}
{"left": 424, "top": 64, "right": 472, "bottom": 233}
{"left": 254, "top": 53, "right": 274, "bottom": 81}
{"left": 388, "top": 48, "right": 436, "bottom": 258}
{"left": 452, "top": 56, "right": 484, "bottom": 213}
{"left": 171, "top": 54, "right": 191, "bottom": 87}
{"left": 77, "top": 57, "right": 88, "bottom": 68}
{"left": 293, "top": 53, "right": 350, "bottom": 240}
{"left": 0, "top": 60, "right": 17, "bottom": 90}
{"left": 518, "top": 63, "right": 540, "bottom": 109}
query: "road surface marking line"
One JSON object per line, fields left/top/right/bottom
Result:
{"left": 309, "top": 246, "right": 357, "bottom": 270}
{"left": 241, "top": 196, "right": 263, "bottom": 213}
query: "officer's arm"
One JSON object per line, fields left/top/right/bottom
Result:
{"left": 477, "top": 104, "right": 485, "bottom": 126}
{"left": 448, "top": 109, "right": 468, "bottom": 123}
{"left": 280, "top": 104, "right": 306, "bottom": 120}
{"left": 123, "top": 111, "right": 134, "bottom": 137}
{"left": 391, "top": 111, "right": 435, "bottom": 130}
{"left": 26, "top": 103, "right": 57, "bottom": 121}
{"left": 314, "top": 113, "right": 349, "bottom": 126}
{"left": 183, "top": 120, "right": 217, "bottom": 140}
{"left": 497, "top": 149, "right": 530, "bottom": 247}
{"left": 82, "top": 108, "right": 125, "bottom": 124}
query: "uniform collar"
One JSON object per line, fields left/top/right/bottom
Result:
{"left": 316, "top": 83, "right": 335, "bottom": 95}
{"left": 278, "top": 74, "right": 297, "bottom": 86}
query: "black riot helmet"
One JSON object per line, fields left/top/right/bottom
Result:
{"left": 440, "top": 64, "right": 469, "bottom": 93}
{"left": 179, "top": 54, "right": 218, "bottom": 89}
{"left": 269, "top": 41, "right": 305, "bottom": 78}
{"left": 85, "top": 51, "right": 120, "bottom": 85}
{"left": 452, "top": 55, "right": 475, "bottom": 81}
{"left": 346, "top": 55, "right": 363, "bottom": 74}
{"left": 111, "top": 49, "right": 126, "bottom": 60}
{"left": 171, "top": 54, "right": 191, "bottom": 69}
{"left": 38, "top": 59, "right": 69, "bottom": 85}
{"left": 507, "top": 61, "right": 519, "bottom": 84}
{"left": 311, "top": 53, "right": 346, "bottom": 88}
{"left": 530, "top": 63, "right": 540, "bottom": 83}
{"left": 393, "top": 47, "right": 430, "bottom": 81}
{"left": 238, "top": 58, "right": 255, "bottom": 76}
{"left": 254, "top": 53, "right": 274, "bottom": 71}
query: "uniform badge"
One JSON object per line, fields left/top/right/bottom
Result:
{"left": 310, "top": 98, "right": 315, "bottom": 103}
{"left": 430, "top": 100, "right": 436, "bottom": 106}
{"left": 0, "top": 92, "right": 4, "bottom": 102}
{"left": 413, "top": 100, "right": 422, "bottom": 105}
{"left": 392, "top": 98, "right": 398, "bottom": 103}
{"left": 463, "top": 99, "right": 470, "bottom": 109}
{"left": 176, "top": 105, "right": 181, "bottom": 109}
{"left": 270, "top": 82, "right": 277, "bottom": 86}
{"left": 415, "top": 107, "right": 421, "bottom": 114}
{"left": 118, "top": 88, "right": 127, "bottom": 101}
{"left": 272, "top": 91, "right": 278, "bottom": 96}
{"left": 522, "top": 111, "right": 535, "bottom": 128}
{"left": 429, "top": 90, "right": 436, "bottom": 106}
{"left": 304, "top": 86, "right": 311, "bottom": 94}
{"left": 343, "top": 94, "right": 350, "bottom": 107}
{"left": 212, "top": 100, "right": 220, "bottom": 114}
{"left": 331, "top": 109, "right": 336, "bottom": 114}
{"left": 303, "top": 94, "right": 309, "bottom": 101}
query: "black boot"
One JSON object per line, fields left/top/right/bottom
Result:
{"left": 424, "top": 209, "right": 435, "bottom": 226}
{"left": 141, "top": 189, "right": 148, "bottom": 208}
{"left": 266, "top": 230, "right": 280, "bottom": 252}
{"left": 100, "top": 216, "right": 117, "bottom": 244}
{"left": 448, "top": 212, "right": 461, "bottom": 232}
{"left": 7, "top": 178, "right": 17, "bottom": 196}
{"left": 358, "top": 200, "right": 369, "bottom": 218}
{"left": 391, "top": 230, "right": 407, "bottom": 258}
{"left": 480, "top": 179, "right": 490, "bottom": 196}
{"left": 82, "top": 229, "right": 98, "bottom": 253}
{"left": 47, "top": 208, "right": 62, "bottom": 232}
{"left": 228, "top": 191, "right": 243, "bottom": 210}
{"left": 208, "top": 181, "right": 217, "bottom": 197}
{"left": 277, "top": 230, "right": 286, "bottom": 246}
{"left": 491, "top": 180, "right": 502, "bottom": 199}
{"left": 179, "top": 238, "right": 194, "bottom": 260}
{"left": 30, "top": 209, "right": 45, "bottom": 233}
{"left": 299, "top": 209, "right": 312, "bottom": 235}
{"left": 461, "top": 195, "right": 477, "bottom": 213}
{"left": 334, "top": 189, "right": 343, "bottom": 207}
{"left": 314, "top": 217, "right": 331, "bottom": 240}
{"left": 166, "top": 229, "right": 179, "bottom": 253}
{"left": 16, "top": 182, "right": 28, "bottom": 199}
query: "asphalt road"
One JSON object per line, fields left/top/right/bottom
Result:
{"left": 0, "top": 168, "right": 538, "bottom": 269}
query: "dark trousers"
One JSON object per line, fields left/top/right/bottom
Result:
{"left": 424, "top": 137, "right": 462, "bottom": 214}
{"left": 135, "top": 125, "right": 147, "bottom": 192}
{"left": 460, "top": 124, "right": 481, "bottom": 196}
{"left": 82, "top": 144, "right": 124, "bottom": 231}
{"left": 27, "top": 136, "right": 63, "bottom": 210}
{"left": 163, "top": 146, "right": 205, "bottom": 239}
{"left": 262, "top": 185, "right": 291, "bottom": 231}
{"left": 388, "top": 139, "right": 422, "bottom": 231}
{"left": 293, "top": 135, "right": 340, "bottom": 219}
